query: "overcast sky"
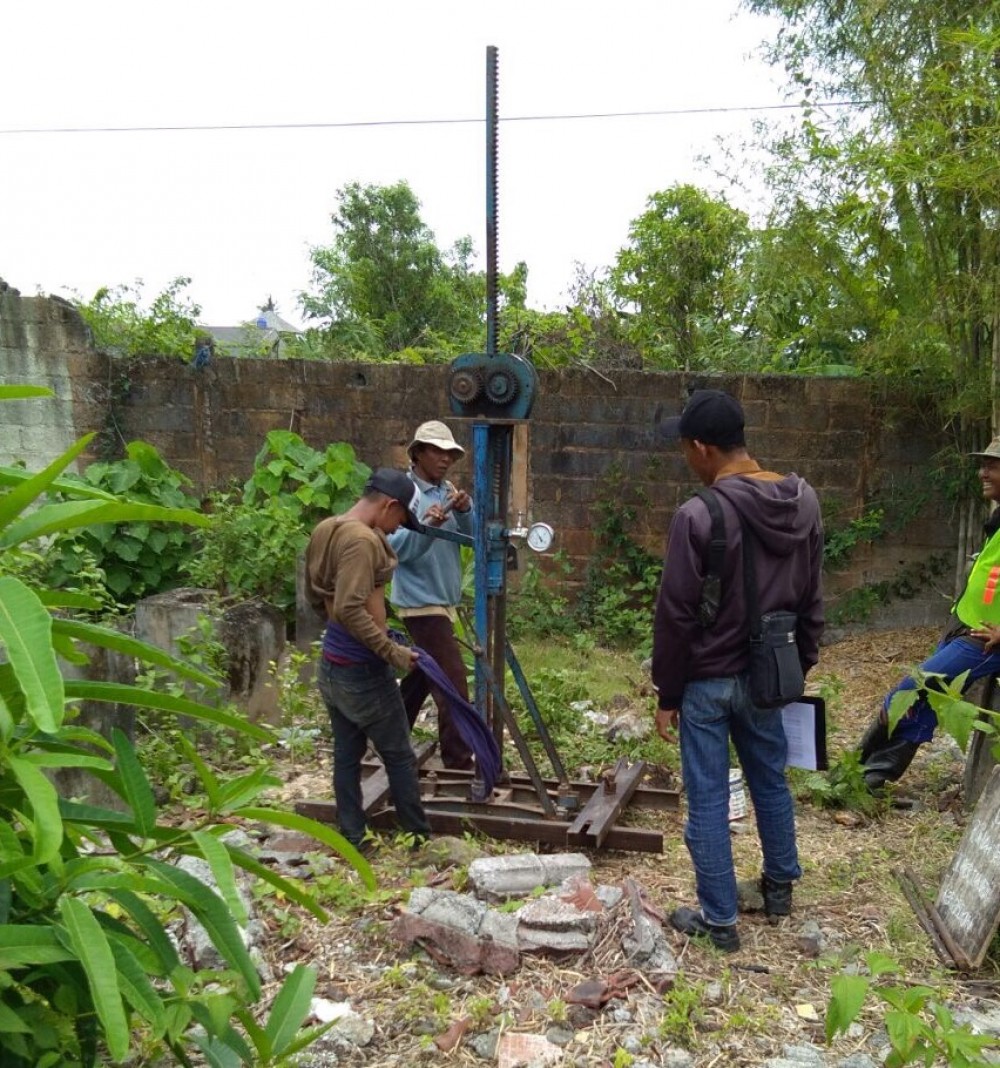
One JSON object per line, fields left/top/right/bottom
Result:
{"left": 1, "top": 1, "right": 789, "bottom": 330}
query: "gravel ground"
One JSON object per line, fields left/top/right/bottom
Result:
{"left": 260, "top": 625, "right": 1000, "bottom": 1066}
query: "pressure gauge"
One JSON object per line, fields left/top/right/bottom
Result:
{"left": 526, "top": 522, "right": 555, "bottom": 553}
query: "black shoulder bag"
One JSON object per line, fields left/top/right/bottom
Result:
{"left": 739, "top": 516, "right": 805, "bottom": 709}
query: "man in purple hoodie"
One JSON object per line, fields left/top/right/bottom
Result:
{"left": 653, "top": 390, "right": 824, "bottom": 952}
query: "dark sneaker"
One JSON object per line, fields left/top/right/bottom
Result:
{"left": 670, "top": 906, "right": 740, "bottom": 953}
{"left": 760, "top": 874, "right": 793, "bottom": 920}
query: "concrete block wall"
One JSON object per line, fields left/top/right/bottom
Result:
{"left": 0, "top": 286, "right": 960, "bottom": 628}
{"left": 0, "top": 281, "right": 91, "bottom": 470}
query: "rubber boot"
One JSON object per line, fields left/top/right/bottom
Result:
{"left": 861, "top": 734, "right": 920, "bottom": 792}
{"left": 858, "top": 716, "right": 890, "bottom": 764}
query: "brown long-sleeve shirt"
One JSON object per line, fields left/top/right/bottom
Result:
{"left": 305, "top": 517, "right": 412, "bottom": 672}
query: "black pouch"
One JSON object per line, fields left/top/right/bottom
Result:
{"left": 749, "top": 610, "right": 804, "bottom": 709}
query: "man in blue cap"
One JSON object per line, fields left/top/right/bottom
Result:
{"left": 653, "top": 389, "right": 824, "bottom": 952}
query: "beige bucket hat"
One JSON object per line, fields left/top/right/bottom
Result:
{"left": 407, "top": 420, "right": 465, "bottom": 459}
{"left": 969, "top": 437, "right": 1000, "bottom": 460}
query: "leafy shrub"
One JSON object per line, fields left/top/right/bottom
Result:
{"left": 576, "top": 492, "right": 660, "bottom": 653}
{"left": 0, "top": 386, "right": 369, "bottom": 1065}
{"left": 827, "top": 952, "right": 999, "bottom": 1064}
{"left": 74, "top": 277, "right": 201, "bottom": 360}
{"left": 43, "top": 441, "right": 200, "bottom": 604}
{"left": 185, "top": 430, "right": 369, "bottom": 617}
{"left": 507, "top": 553, "right": 578, "bottom": 642}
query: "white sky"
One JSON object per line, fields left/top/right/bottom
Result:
{"left": 1, "top": 1, "right": 788, "bottom": 330}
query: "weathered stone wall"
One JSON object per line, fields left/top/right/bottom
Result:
{"left": 0, "top": 285, "right": 959, "bottom": 629}
{"left": 0, "top": 280, "right": 91, "bottom": 471}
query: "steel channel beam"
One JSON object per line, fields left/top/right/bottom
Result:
{"left": 295, "top": 799, "right": 664, "bottom": 853}
{"left": 414, "top": 773, "right": 678, "bottom": 812}
{"left": 566, "top": 761, "right": 647, "bottom": 849}
{"left": 359, "top": 759, "right": 680, "bottom": 812}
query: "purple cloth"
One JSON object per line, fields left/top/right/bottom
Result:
{"left": 322, "top": 623, "right": 500, "bottom": 793}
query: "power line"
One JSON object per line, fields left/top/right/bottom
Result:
{"left": 0, "top": 100, "right": 868, "bottom": 137}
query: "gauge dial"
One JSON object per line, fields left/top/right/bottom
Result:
{"left": 526, "top": 522, "right": 554, "bottom": 553}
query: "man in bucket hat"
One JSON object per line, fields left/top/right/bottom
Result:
{"left": 305, "top": 468, "right": 431, "bottom": 851}
{"left": 389, "top": 420, "right": 475, "bottom": 769}
{"left": 856, "top": 437, "right": 1000, "bottom": 793}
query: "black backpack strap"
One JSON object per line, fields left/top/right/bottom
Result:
{"left": 694, "top": 488, "right": 727, "bottom": 628}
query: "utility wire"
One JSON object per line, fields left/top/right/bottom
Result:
{"left": 0, "top": 99, "right": 868, "bottom": 136}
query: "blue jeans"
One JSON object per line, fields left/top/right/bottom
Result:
{"left": 317, "top": 658, "right": 430, "bottom": 846}
{"left": 679, "top": 673, "right": 801, "bottom": 926}
{"left": 884, "top": 637, "right": 1000, "bottom": 744}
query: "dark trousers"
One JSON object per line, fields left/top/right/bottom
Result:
{"left": 399, "top": 614, "right": 474, "bottom": 770}
{"left": 317, "top": 658, "right": 430, "bottom": 846}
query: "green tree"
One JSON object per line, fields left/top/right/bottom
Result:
{"left": 300, "top": 180, "right": 483, "bottom": 357}
{"left": 745, "top": 0, "right": 999, "bottom": 430}
{"left": 742, "top": 0, "right": 1000, "bottom": 585}
{"left": 609, "top": 184, "right": 752, "bottom": 369}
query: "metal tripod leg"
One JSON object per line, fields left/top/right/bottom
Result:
{"left": 505, "top": 640, "right": 570, "bottom": 787}
{"left": 457, "top": 614, "right": 557, "bottom": 818}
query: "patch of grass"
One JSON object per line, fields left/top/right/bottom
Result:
{"left": 657, "top": 972, "right": 705, "bottom": 1047}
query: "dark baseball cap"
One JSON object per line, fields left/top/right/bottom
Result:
{"left": 364, "top": 468, "right": 421, "bottom": 529}
{"left": 656, "top": 389, "right": 746, "bottom": 448}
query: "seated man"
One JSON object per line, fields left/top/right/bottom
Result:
{"left": 859, "top": 439, "right": 1000, "bottom": 791}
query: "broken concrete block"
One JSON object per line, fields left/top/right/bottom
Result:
{"left": 392, "top": 888, "right": 520, "bottom": 975}
{"left": 468, "top": 852, "right": 591, "bottom": 902}
{"left": 517, "top": 896, "right": 598, "bottom": 953}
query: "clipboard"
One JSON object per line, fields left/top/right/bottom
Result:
{"left": 781, "top": 696, "right": 827, "bottom": 771}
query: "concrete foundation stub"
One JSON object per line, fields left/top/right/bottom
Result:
{"left": 56, "top": 638, "right": 136, "bottom": 810}
{"left": 134, "top": 588, "right": 285, "bottom": 723}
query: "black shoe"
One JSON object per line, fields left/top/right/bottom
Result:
{"left": 670, "top": 906, "right": 740, "bottom": 953}
{"left": 760, "top": 874, "right": 793, "bottom": 920}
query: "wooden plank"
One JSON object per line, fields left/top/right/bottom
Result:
{"left": 934, "top": 765, "right": 1000, "bottom": 968}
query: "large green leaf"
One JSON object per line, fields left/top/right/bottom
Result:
{"left": 142, "top": 860, "right": 261, "bottom": 999}
{"left": 0, "top": 999, "right": 31, "bottom": 1033}
{"left": 112, "top": 728, "right": 156, "bottom": 837}
{"left": 219, "top": 845, "right": 328, "bottom": 921}
{"left": 235, "top": 806, "right": 375, "bottom": 890}
{"left": 63, "top": 681, "right": 272, "bottom": 741}
{"left": 264, "top": 964, "right": 316, "bottom": 1055}
{"left": 0, "top": 464, "right": 117, "bottom": 501}
{"left": 1, "top": 500, "right": 211, "bottom": 549}
{"left": 107, "top": 932, "right": 167, "bottom": 1032}
{"left": 36, "top": 590, "right": 105, "bottom": 611}
{"left": 0, "top": 385, "right": 53, "bottom": 400}
{"left": 0, "top": 434, "right": 94, "bottom": 531}
{"left": 103, "top": 888, "right": 182, "bottom": 975}
{"left": 0, "top": 577, "right": 63, "bottom": 732}
{"left": 0, "top": 925, "right": 74, "bottom": 969}
{"left": 53, "top": 617, "right": 220, "bottom": 689}
{"left": 191, "top": 829, "right": 247, "bottom": 926}
{"left": 7, "top": 755, "right": 63, "bottom": 862}
{"left": 216, "top": 767, "right": 282, "bottom": 813}
{"left": 58, "top": 894, "right": 130, "bottom": 1062}
{"left": 20, "top": 750, "right": 113, "bottom": 772}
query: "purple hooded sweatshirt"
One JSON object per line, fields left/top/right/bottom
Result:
{"left": 652, "top": 470, "right": 824, "bottom": 710}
